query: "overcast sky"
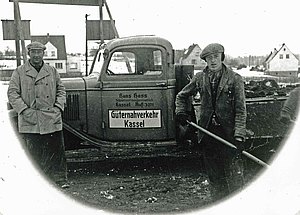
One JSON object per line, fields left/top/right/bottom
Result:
{"left": 0, "top": 0, "right": 299, "bottom": 57}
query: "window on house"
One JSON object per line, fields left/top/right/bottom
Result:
{"left": 279, "top": 54, "right": 283, "bottom": 59}
{"left": 191, "top": 59, "right": 197, "bottom": 64}
{"left": 286, "top": 54, "right": 289, "bottom": 59}
{"left": 51, "top": 51, "right": 55, "bottom": 57}
{"left": 44, "top": 51, "right": 48, "bottom": 56}
{"left": 70, "top": 62, "right": 78, "bottom": 70}
{"left": 55, "top": 63, "right": 63, "bottom": 69}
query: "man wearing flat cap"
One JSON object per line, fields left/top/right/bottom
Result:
{"left": 175, "top": 43, "right": 246, "bottom": 200}
{"left": 7, "top": 41, "right": 69, "bottom": 188}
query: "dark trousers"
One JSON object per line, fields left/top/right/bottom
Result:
{"left": 21, "top": 131, "right": 68, "bottom": 185}
{"left": 201, "top": 124, "right": 244, "bottom": 198}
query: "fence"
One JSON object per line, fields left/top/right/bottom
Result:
{"left": 0, "top": 69, "right": 82, "bottom": 81}
{"left": 242, "top": 75, "right": 299, "bottom": 85}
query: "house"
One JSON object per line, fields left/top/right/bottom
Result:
{"left": 264, "top": 43, "right": 299, "bottom": 77}
{"left": 263, "top": 48, "right": 278, "bottom": 68}
{"left": 31, "top": 33, "right": 67, "bottom": 73}
{"left": 179, "top": 44, "right": 206, "bottom": 70}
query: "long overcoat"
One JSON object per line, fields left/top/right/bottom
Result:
{"left": 175, "top": 64, "right": 246, "bottom": 142}
{"left": 7, "top": 61, "right": 66, "bottom": 134}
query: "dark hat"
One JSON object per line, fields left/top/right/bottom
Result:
{"left": 26, "top": 41, "right": 46, "bottom": 51}
{"left": 200, "top": 43, "right": 224, "bottom": 60}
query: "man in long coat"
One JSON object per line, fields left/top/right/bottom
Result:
{"left": 175, "top": 43, "right": 246, "bottom": 199}
{"left": 7, "top": 41, "right": 69, "bottom": 188}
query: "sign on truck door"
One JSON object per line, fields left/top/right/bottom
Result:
{"left": 100, "top": 45, "right": 174, "bottom": 141}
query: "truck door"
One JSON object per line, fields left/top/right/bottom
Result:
{"left": 100, "top": 45, "right": 174, "bottom": 141}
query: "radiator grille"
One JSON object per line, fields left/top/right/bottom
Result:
{"left": 64, "top": 94, "right": 80, "bottom": 121}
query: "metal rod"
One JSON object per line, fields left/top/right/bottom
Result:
{"left": 85, "top": 14, "right": 90, "bottom": 76}
{"left": 187, "top": 121, "right": 269, "bottom": 168}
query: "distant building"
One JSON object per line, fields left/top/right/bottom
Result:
{"left": 31, "top": 33, "right": 67, "bottom": 73}
{"left": 179, "top": 44, "right": 206, "bottom": 70}
{"left": 66, "top": 54, "right": 95, "bottom": 77}
{"left": 263, "top": 43, "right": 299, "bottom": 77}
{"left": 67, "top": 54, "right": 82, "bottom": 74}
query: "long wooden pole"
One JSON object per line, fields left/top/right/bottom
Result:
{"left": 13, "top": 0, "right": 21, "bottom": 66}
{"left": 103, "top": 0, "right": 119, "bottom": 38}
{"left": 187, "top": 121, "right": 269, "bottom": 168}
{"left": 14, "top": 0, "right": 27, "bottom": 63}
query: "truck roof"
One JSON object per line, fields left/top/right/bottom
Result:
{"left": 105, "top": 35, "right": 173, "bottom": 51}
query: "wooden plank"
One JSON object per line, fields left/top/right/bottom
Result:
{"left": 1, "top": 20, "right": 31, "bottom": 40}
{"left": 9, "top": 0, "right": 100, "bottom": 6}
{"left": 86, "top": 20, "right": 116, "bottom": 40}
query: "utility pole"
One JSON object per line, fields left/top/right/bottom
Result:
{"left": 85, "top": 13, "right": 90, "bottom": 76}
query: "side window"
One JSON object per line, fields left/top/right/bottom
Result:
{"left": 147, "top": 50, "right": 162, "bottom": 75}
{"left": 107, "top": 48, "right": 163, "bottom": 76}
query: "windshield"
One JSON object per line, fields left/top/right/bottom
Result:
{"left": 88, "top": 48, "right": 105, "bottom": 77}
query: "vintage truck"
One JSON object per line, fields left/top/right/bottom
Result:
{"left": 62, "top": 36, "right": 181, "bottom": 154}
{"left": 59, "top": 35, "right": 291, "bottom": 163}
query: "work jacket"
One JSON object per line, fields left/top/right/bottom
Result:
{"left": 175, "top": 64, "right": 246, "bottom": 142}
{"left": 7, "top": 61, "right": 66, "bottom": 134}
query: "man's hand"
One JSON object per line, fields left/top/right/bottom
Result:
{"left": 176, "top": 113, "right": 189, "bottom": 126}
{"left": 235, "top": 137, "right": 245, "bottom": 158}
{"left": 21, "top": 108, "right": 37, "bottom": 125}
{"left": 235, "top": 136, "right": 243, "bottom": 142}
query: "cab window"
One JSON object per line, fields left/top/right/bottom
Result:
{"left": 107, "top": 48, "right": 163, "bottom": 76}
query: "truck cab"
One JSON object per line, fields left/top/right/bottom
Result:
{"left": 62, "top": 36, "right": 187, "bottom": 150}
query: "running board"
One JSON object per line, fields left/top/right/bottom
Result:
{"left": 63, "top": 122, "right": 178, "bottom": 150}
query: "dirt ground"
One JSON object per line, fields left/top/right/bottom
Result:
{"left": 61, "top": 151, "right": 262, "bottom": 214}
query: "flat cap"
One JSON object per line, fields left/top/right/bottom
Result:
{"left": 200, "top": 43, "right": 224, "bottom": 60}
{"left": 26, "top": 41, "right": 46, "bottom": 51}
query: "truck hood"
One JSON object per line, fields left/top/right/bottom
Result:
{"left": 62, "top": 77, "right": 85, "bottom": 91}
